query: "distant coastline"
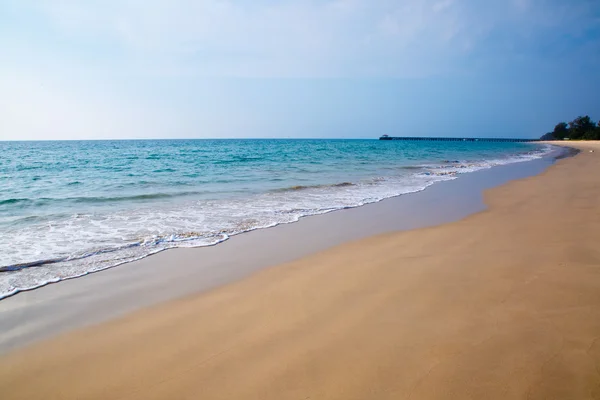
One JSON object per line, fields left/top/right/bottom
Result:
{"left": 540, "top": 115, "right": 600, "bottom": 141}
{"left": 379, "top": 135, "right": 538, "bottom": 142}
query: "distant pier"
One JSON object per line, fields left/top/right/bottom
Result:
{"left": 379, "top": 135, "right": 539, "bottom": 143}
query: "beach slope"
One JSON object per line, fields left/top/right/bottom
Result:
{"left": 1, "top": 142, "right": 600, "bottom": 399}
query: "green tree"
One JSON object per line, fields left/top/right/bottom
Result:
{"left": 539, "top": 115, "right": 599, "bottom": 140}
{"left": 568, "top": 116, "right": 596, "bottom": 140}
{"left": 540, "top": 131, "right": 555, "bottom": 140}
{"left": 587, "top": 121, "right": 600, "bottom": 140}
{"left": 552, "top": 122, "right": 569, "bottom": 140}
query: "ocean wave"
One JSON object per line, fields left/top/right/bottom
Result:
{"left": 212, "top": 156, "right": 264, "bottom": 165}
{"left": 152, "top": 168, "right": 177, "bottom": 173}
{"left": 274, "top": 182, "right": 355, "bottom": 192}
{"left": 0, "top": 257, "right": 65, "bottom": 272}
{"left": 0, "top": 142, "right": 555, "bottom": 300}
{"left": 0, "top": 191, "right": 207, "bottom": 208}
{"left": 0, "top": 231, "right": 227, "bottom": 274}
{"left": 0, "top": 198, "right": 29, "bottom": 206}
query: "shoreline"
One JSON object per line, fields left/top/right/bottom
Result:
{"left": 0, "top": 142, "right": 556, "bottom": 301}
{"left": 1, "top": 142, "right": 599, "bottom": 399}
{"left": 0, "top": 146, "right": 562, "bottom": 354}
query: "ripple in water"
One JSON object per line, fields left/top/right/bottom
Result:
{"left": 0, "top": 139, "right": 555, "bottom": 299}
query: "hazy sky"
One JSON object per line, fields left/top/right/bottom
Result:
{"left": 1, "top": 0, "right": 599, "bottom": 140}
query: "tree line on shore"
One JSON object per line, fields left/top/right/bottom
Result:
{"left": 540, "top": 115, "right": 600, "bottom": 140}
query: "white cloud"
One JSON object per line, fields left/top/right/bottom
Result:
{"left": 17, "top": 0, "right": 495, "bottom": 78}
{"left": 2, "top": 0, "right": 598, "bottom": 139}
{"left": 11, "top": 0, "right": 598, "bottom": 79}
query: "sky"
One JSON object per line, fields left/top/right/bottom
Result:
{"left": 0, "top": 0, "right": 599, "bottom": 140}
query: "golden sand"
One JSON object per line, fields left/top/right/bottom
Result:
{"left": 1, "top": 142, "right": 600, "bottom": 399}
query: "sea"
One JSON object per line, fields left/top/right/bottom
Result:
{"left": 0, "top": 139, "right": 554, "bottom": 299}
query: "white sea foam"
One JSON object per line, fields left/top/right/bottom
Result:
{"left": 0, "top": 145, "right": 554, "bottom": 299}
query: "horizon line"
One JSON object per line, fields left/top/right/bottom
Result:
{"left": 0, "top": 136, "right": 540, "bottom": 142}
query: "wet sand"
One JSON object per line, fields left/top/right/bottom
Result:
{"left": 2, "top": 142, "right": 600, "bottom": 399}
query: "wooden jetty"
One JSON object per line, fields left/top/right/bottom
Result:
{"left": 379, "top": 135, "right": 538, "bottom": 142}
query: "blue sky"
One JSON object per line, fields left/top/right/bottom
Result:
{"left": 1, "top": 0, "right": 599, "bottom": 140}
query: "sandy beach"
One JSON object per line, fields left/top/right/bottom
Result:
{"left": 1, "top": 141, "right": 600, "bottom": 399}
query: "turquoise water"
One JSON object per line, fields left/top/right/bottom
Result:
{"left": 0, "top": 139, "right": 552, "bottom": 298}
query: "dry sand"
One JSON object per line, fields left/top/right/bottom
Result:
{"left": 1, "top": 141, "right": 600, "bottom": 400}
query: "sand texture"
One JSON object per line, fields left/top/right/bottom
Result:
{"left": 1, "top": 142, "right": 600, "bottom": 399}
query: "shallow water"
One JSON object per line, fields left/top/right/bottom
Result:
{"left": 0, "top": 139, "right": 552, "bottom": 298}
